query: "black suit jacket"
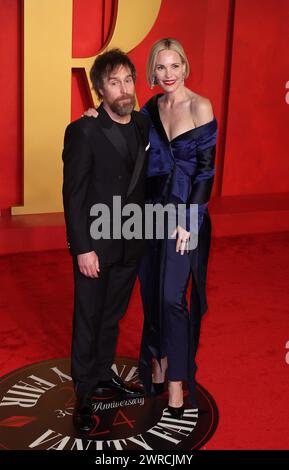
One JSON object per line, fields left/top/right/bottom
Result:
{"left": 62, "top": 104, "right": 150, "bottom": 266}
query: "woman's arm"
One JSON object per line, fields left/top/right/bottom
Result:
{"left": 188, "top": 98, "right": 217, "bottom": 231}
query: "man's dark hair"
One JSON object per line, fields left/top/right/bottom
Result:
{"left": 90, "top": 48, "right": 136, "bottom": 99}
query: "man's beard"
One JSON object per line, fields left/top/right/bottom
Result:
{"left": 109, "top": 94, "right": 136, "bottom": 117}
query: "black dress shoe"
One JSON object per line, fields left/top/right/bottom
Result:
{"left": 96, "top": 376, "right": 144, "bottom": 398}
{"left": 73, "top": 401, "right": 94, "bottom": 432}
{"left": 167, "top": 404, "right": 185, "bottom": 419}
{"left": 151, "top": 382, "right": 165, "bottom": 395}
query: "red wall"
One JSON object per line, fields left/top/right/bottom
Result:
{"left": 0, "top": 0, "right": 289, "bottom": 211}
{"left": 0, "top": 0, "right": 22, "bottom": 208}
{"left": 222, "top": 0, "right": 289, "bottom": 195}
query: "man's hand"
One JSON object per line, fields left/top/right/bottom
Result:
{"left": 77, "top": 251, "right": 100, "bottom": 278}
{"left": 83, "top": 108, "right": 98, "bottom": 118}
{"left": 171, "top": 226, "right": 190, "bottom": 255}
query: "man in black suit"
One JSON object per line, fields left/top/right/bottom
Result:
{"left": 62, "top": 49, "right": 150, "bottom": 432}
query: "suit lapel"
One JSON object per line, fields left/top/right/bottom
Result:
{"left": 126, "top": 111, "right": 147, "bottom": 198}
{"left": 97, "top": 104, "right": 147, "bottom": 198}
{"left": 145, "top": 93, "right": 169, "bottom": 144}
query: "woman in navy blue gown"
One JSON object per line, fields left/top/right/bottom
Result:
{"left": 138, "top": 38, "right": 217, "bottom": 418}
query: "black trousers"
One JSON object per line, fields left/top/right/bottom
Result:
{"left": 71, "top": 257, "right": 138, "bottom": 402}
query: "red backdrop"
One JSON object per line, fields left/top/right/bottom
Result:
{"left": 0, "top": 0, "right": 289, "bottom": 211}
{"left": 222, "top": 0, "right": 289, "bottom": 195}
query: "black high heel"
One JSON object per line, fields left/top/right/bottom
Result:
{"left": 151, "top": 382, "right": 165, "bottom": 395}
{"left": 167, "top": 404, "right": 185, "bottom": 419}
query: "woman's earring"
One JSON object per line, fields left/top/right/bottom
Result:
{"left": 151, "top": 75, "right": 158, "bottom": 88}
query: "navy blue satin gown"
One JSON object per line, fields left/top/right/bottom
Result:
{"left": 138, "top": 94, "right": 217, "bottom": 407}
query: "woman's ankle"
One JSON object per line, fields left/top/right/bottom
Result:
{"left": 152, "top": 357, "right": 167, "bottom": 383}
{"left": 168, "top": 381, "right": 183, "bottom": 407}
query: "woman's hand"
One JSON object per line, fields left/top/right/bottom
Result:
{"left": 82, "top": 108, "right": 99, "bottom": 118}
{"left": 171, "top": 226, "right": 190, "bottom": 255}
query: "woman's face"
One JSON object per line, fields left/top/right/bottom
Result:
{"left": 154, "top": 49, "right": 185, "bottom": 93}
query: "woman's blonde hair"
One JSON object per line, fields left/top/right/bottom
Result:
{"left": 146, "top": 38, "right": 190, "bottom": 87}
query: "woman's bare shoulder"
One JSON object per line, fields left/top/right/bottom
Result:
{"left": 189, "top": 92, "right": 214, "bottom": 126}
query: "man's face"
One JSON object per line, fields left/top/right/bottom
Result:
{"left": 99, "top": 65, "right": 136, "bottom": 116}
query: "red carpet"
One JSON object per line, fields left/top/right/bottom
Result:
{"left": 0, "top": 231, "right": 288, "bottom": 449}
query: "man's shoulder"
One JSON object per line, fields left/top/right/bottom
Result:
{"left": 65, "top": 116, "right": 100, "bottom": 138}
{"left": 132, "top": 109, "right": 150, "bottom": 129}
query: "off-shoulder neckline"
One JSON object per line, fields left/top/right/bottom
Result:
{"left": 153, "top": 93, "right": 216, "bottom": 144}
{"left": 168, "top": 118, "right": 217, "bottom": 143}
{"left": 143, "top": 94, "right": 217, "bottom": 144}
